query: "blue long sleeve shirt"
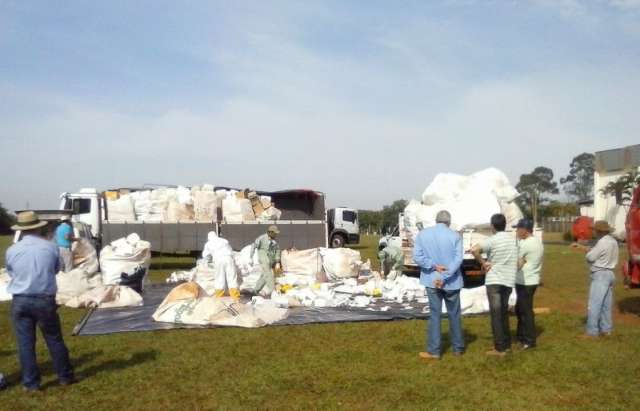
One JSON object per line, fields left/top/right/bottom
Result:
{"left": 6, "top": 234, "right": 60, "bottom": 296}
{"left": 413, "top": 223, "right": 464, "bottom": 290}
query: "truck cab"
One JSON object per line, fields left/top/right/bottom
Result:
{"left": 59, "top": 189, "right": 102, "bottom": 240}
{"left": 327, "top": 207, "right": 360, "bottom": 248}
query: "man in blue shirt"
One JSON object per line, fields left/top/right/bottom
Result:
{"left": 6, "top": 211, "right": 76, "bottom": 391}
{"left": 54, "top": 216, "right": 76, "bottom": 272}
{"left": 413, "top": 210, "right": 464, "bottom": 360}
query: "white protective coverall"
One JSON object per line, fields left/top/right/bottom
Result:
{"left": 202, "top": 232, "right": 240, "bottom": 299}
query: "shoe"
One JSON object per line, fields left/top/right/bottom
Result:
{"left": 23, "top": 386, "right": 41, "bottom": 394}
{"left": 600, "top": 332, "right": 612, "bottom": 337}
{"left": 520, "top": 344, "right": 535, "bottom": 350}
{"left": 60, "top": 375, "right": 81, "bottom": 386}
{"left": 452, "top": 351, "right": 465, "bottom": 357}
{"left": 485, "top": 349, "right": 507, "bottom": 357}
{"left": 0, "top": 377, "right": 7, "bottom": 391}
{"left": 418, "top": 352, "right": 441, "bottom": 360}
{"left": 578, "top": 334, "right": 599, "bottom": 340}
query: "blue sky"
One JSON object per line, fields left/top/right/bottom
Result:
{"left": 1, "top": 0, "right": 639, "bottom": 211}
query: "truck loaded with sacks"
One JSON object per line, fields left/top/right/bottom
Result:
{"left": 381, "top": 168, "right": 542, "bottom": 278}
{"left": 59, "top": 185, "right": 359, "bottom": 253}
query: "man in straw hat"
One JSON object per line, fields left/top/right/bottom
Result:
{"left": 6, "top": 211, "right": 76, "bottom": 391}
{"left": 572, "top": 220, "right": 619, "bottom": 338}
{"left": 250, "top": 225, "right": 282, "bottom": 297}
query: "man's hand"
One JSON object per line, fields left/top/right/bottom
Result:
{"left": 571, "top": 243, "right": 590, "bottom": 252}
{"left": 482, "top": 261, "right": 492, "bottom": 272}
{"left": 435, "top": 265, "right": 447, "bottom": 273}
{"left": 433, "top": 279, "right": 444, "bottom": 289}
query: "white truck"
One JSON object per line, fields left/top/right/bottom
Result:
{"left": 59, "top": 187, "right": 359, "bottom": 253}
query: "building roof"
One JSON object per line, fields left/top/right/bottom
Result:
{"left": 595, "top": 144, "right": 640, "bottom": 173}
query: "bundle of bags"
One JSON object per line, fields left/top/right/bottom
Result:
{"left": 403, "top": 168, "right": 524, "bottom": 242}
{"left": 105, "top": 185, "right": 283, "bottom": 224}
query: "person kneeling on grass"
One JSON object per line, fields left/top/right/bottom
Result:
{"left": 571, "top": 221, "right": 619, "bottom": 339}
{"left": 413, "top": 210, "right": 465, "bottom": 360}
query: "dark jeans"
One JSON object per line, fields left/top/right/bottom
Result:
{"left": 486, "top": 284, "right": 512, "bottom": 352}
{"left": 11, "top": 295, "right": 74, "bottom": 389}
{"left": 515, "top": 284, "right": 537, "bottom": 346}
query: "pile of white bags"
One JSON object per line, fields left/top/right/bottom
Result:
{"left": 404, "top": 168, "right": 523, "bottom": 240}
{"left": 234, "top": 245, "right": 263, "bottom": 292}
{"left": 99, "top": 233, "right": 151, "bottom": 286}
{"left": 56, "top": 268, "right": 103, "bottom": 305}
{"left": 193, "top": 187, "right": 218, "bottom": 222}
{"left": 152, "top": 282, "right": 288, "bottom": 328}
{"left": 222, "top": 196, "right": 255, "bottom": 223}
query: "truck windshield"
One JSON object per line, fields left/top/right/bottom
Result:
{"left": 65, "top": 198, "right": 91, "bottom": 214}
{"left": 343, "top": 210, "right": 357, "bottom": 223}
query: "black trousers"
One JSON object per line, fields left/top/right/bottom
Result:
{"left": 515, "top": 284, "right": 538, "bottom": 346}
{"left": 486, "top": 284, "right": 512, "bottom": 352}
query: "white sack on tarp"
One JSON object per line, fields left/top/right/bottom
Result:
{"left": 320, "top": 248, "right": 362, "bottom": 280}
{"left": 72, "top": 238, "right": 99, "bottom": 275}
{"left": 152, "top": 282, "right": 288, "bottom": 328}
{"left": 281, "top": 248, "right": 322, "bottom": 277}
{"left": 0, "top": 269, "right": 12, "bottom": 302}
{"left": 193, "top": 190, "right": 218, "bottom": 222}
{"left": 100, "top": 233, "right": 151, "bottom": 286}
{"left": 55, "top": 268, "right": 103, "bottom": 305}
{"left": 65, "top": 285, "right": 143, "bottom": 309}
{"left": 106, "top": 194, "right": 136, "bottom": 221}
{"left": 234, "top": 245, "right": 263, "bottom": 292}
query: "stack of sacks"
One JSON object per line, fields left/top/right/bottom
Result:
{"left": 403, "top": 168, "right": 523, "bottom": 241}
{"left": 193, "top": 184, "right": 218, "bottom": 222}
{"left": 152, "top": 282, "right": 289, "bottom": 328}
{"left": 281, "top": 248, "right": 323, "bottom": 277}
{"left": 222, "top": 194, "right": 255, "bottom": 223}
{"left": 100, "top": 233, "right": 151, "bottom": 286}
{"left": 106, "top": 194, "right": 136, "bottom": 221}
{"left": 130, "top": 190, "right": 170, "bottom": 222}
{"left": 166, "top": 186, "right": 195, "bottom": 222}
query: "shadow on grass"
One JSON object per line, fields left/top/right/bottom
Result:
{"left": 618, "top": 297, "right": 640, "bottom": 316}
{"left": 6, "top": 350, "right": 103, "bottom": 388}
{"left": 0, "top": 349, "right": 15, "bottom": 358}
{"left": 78, "top": 349, "right": 158, "bottom": 379}
{"left": 150, "top": 261, "right": 195, "bottom": 270}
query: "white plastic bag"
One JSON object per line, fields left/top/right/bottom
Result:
{"left": 320, "top": 248, "right": 362, "bottom": 280}
{"left": 100, "top": 234, "right": 151, "bottom": 285}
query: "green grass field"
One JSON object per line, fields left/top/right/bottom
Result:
{"left": 1, "top": 235, "right": 639, "bottom": 410}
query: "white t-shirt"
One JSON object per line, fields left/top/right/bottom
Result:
{"left": 516, "top": 236, "right": 543, "bottom": 286}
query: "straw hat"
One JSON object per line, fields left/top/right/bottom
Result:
{"left": 593, "top": 220, "right": 612, "bottom": 233}
{"left": 11, "top": 211, "right": 48, "bottom": 231}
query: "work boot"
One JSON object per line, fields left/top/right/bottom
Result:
{"left": 214, "top": 289, "right": 225, "bottom": 298}
{"left": 229, "top": 288, "right": 241, "bottom": 300}
{"left": 418, "top": 352, "right": 441, "bottom": 361}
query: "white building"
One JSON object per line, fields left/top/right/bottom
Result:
{"left": 594, "top": 144, "right": 640, "bottom": 240}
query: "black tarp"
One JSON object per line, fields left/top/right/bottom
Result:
{"left": 73, "top": 284, "right": 431, "bottom": 336}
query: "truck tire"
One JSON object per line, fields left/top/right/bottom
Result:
{"left": 331, "top": 234, "right": 346, "bottom": 248}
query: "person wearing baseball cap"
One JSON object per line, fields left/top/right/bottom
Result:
{"left": 572, "top": 220, "right": 619, "bottom": 338}
{"left": 249, "top": 225, "right": 282, "bottom": 297}
{"left": 6, "top": 211, "right": 76, "bottom": 391}
{"left": 513, "top": 219, "right": 543, "bottom": 349}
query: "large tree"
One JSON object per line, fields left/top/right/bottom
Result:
{"left": 0, "top": 202, "right": 16, "bottom": 235}
{"left": 516, "top": 167, "right": 559, "bottom": 223}
{"left": 560, "top": 152, "right": 595, "bottom": 201}
{"left": 381, "top": 199, "right": 407, "bottom": 234}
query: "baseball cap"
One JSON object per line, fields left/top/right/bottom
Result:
{"left": 512, "top": 218, "right": 534, "bottom": 231}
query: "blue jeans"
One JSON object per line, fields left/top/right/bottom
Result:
{"left": 586, "top": 270, "right": 615, "bottom": 336}
{"left": 11, "top": 295, "right": 74, "bottom": 389}
{"left": 425, "top": 287, "right": 464, "bottom": 356}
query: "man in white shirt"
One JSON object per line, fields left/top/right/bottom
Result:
{"left": 514, "top": 219, "right": 543, "bottom": 349}
{"left": 572, "top": 221, "right": 619, "bottom": 338}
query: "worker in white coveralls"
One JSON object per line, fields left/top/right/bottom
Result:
{"left": 202, "top": 232, "right": 240, "bottom": 300}
{"left": 250, "top": 225, "right": 282, "bottom": 297}
{"left": 378, "top": 242, "right": 404, "bottom": 280}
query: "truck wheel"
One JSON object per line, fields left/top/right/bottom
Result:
{"left": 331, "top": 234, "right": 346, "bottom": 248}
